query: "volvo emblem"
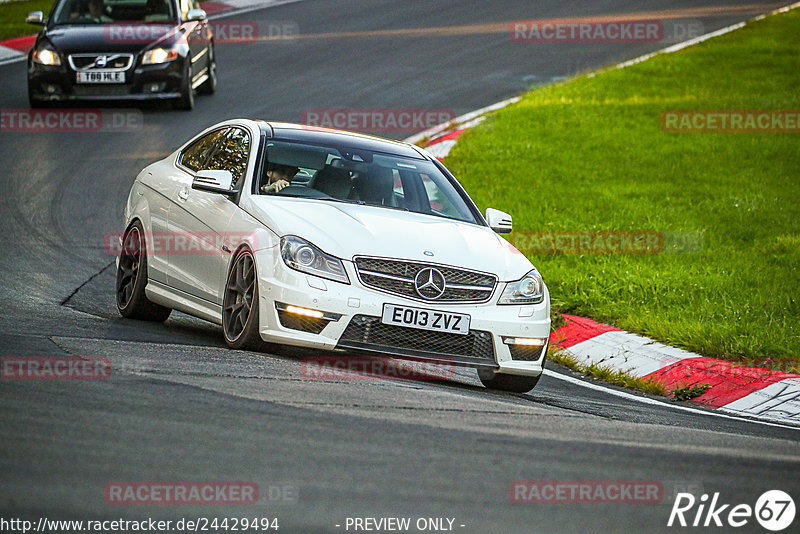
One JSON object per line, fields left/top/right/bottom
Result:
{"left": 414, "top": 268, "right": 446, "bottom": 299}
{"left": 94, "top": 55, "right": 108, "bottom": 68}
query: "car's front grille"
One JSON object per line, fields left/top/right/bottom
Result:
{"left": 338, "top": 314, "right": 495, "bottom": 361}
{"left": 68, "top": 53, "right": 134, "bottom": 72}
{"left": 354, "top": 257, "right": 497, "bottom": 303}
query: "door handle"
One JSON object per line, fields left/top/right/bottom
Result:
{"left": 178, "top": 187, "right": 189, "bottom": 201}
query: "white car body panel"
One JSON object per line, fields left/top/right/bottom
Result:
{"left": 246, "top": 197, "right": 533, "bottom": 281}
{"left": 120, "top": 119, "right": 551, "bottom": 379}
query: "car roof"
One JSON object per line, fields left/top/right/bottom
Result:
{"left": 256, "top": 121, "right": 428, "bottom": 160}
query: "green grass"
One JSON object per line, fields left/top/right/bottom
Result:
{"left": 0, "top": 0, "right": 55, "bottom": 41}
{"left": 446, "top": 10, "right": 800, "bottom": 364}
{"left": 670, "top": 383, "right": 711, "bottom": 401}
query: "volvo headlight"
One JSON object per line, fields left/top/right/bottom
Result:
{"left": 280, "top": 236, "right": 349, "bottom": 284}
{"left": 32, "top": 43, "right": 61, "bottom": 66}
{"left": 498, "top": 269, "right": 544, "bottom": 305}
{"left": 142, "top": 47, "right": 178, "bottom": 65}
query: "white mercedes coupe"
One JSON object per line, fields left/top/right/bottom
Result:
{"left": 116, "top": 120, "right": 551, "bottom": 392}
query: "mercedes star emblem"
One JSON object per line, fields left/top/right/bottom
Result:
{"left": 414, "top": 267, "right": 446, "bottom": 299}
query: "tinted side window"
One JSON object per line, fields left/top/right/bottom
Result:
{"left": 205, "top": 127, "right": 251, "bottom": 183}
{"left": 180, "top": 129, "right": 227, "bottom": 172}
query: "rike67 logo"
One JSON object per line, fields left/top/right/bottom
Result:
{"left": 668, "top": 490, "right": 795, "bottom": 531}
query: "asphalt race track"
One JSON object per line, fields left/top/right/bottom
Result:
{"left": 0, "top": 1, "right": 798, "bottom": 532}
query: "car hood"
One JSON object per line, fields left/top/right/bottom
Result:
{"left": 43, "top": 24, "right": 179, "bottom": 54}
{"left": 246, "top": 197, "right": 534, "bottom": 281}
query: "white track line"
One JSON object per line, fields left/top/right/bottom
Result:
{"left": 404, "top": 97, "right": 519, "bottom": 145}
{"left": 542, "top": 369, "right": 800, "bottom": 431}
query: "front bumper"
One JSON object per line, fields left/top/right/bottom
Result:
{"left": 28, "top": 57, "right": 185, "bottom": 103}
{"left": 255, "top": 249, "right": 551, "bottom": 377}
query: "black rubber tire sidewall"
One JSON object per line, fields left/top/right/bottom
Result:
{"left": 222, "top": 249, "right": 265, "bottom": 351}
{"left": 116, "top": 221, "right": 171, "bottom": 322}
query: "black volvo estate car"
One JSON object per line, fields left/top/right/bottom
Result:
{"left": 26, "top": 0, "right": 216, "bottom": 109}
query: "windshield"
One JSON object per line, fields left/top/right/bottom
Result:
{"left": 52, "top": 0, "right": 177, "bottom": 25}
{"left": 258, "top": 139, "right": 480, "bottom": 225}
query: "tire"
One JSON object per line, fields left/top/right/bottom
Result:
{"left": 116, "top": 221, "right": 172, "bottom": 322}
{"left": 197, "top": 47, "right": 216, "bottom": 95}
{"left": 222, "top": 249, "right": 265, "bottom": 351}
{"left": 478, "top": 369, "right": 541, "bottom": 393}
{"left": 173, "top": 58, "right": 194, "bottom": 111}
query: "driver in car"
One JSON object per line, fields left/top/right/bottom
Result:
{"left": 260, "top": 163, "right": 299, "bottom": 194}
{"left": 71, "top": 0, "right": 112, "bottom": 22}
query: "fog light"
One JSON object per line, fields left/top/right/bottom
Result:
{"left": 503, "top": 336, "right": 548, "bottom": 362}
{"left": 146, "top": 82, "right": 166, "bottom": 93}
{"left": 502, "top": 337, "right": 546, "bottom": 346}
{"left": 285, "top": 305, "right": 324, "bottom": 319}
{"left": 275, "top": 302, "right": 343, "bottom": 334}
{"left": 44, "top": 83, "right": 60, "bottom": 94}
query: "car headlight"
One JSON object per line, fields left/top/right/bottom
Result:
{"left": 280, "top": 236, "right": 350, "bottom": 284}
{"left": 141, "top": 47, "right": 178, "bottom": 65}
{"left": 498, "top": 269, "right": 544, "bottom": 305}
{"left": 32, "top": 43, "right": 61, "bottom": 66}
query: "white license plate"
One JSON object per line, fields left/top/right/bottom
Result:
{"left": 381, "top": 304, "right": 470, "bottom": 335}
{"left": 76, "top": 71, "right": 125, "bottom": 84}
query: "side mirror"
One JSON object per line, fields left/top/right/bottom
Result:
{"left": 26, "top": 11, "right": 45, "bottom": 25}
{"left": 186, "top": 9, "right": 207, "bottom": 22}
{"left": 485, "top": 208, "right": 512, "bottom": 233}
{"left": 192, "top": 170, "right": 237, "bottom": 196}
